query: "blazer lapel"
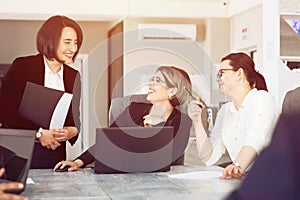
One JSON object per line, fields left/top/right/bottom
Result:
{"left": 63, "top": 65, "right": 71, "bottom": 92}
{"left": 30, "top": 54, "right": 45, "bottom": 85}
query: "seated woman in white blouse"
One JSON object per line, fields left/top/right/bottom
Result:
{"left": 188, "top": 52, "right": 279, "bottom": 179}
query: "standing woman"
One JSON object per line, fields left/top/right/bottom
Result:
{"left": 188, "top": 52, "right": 278, "bottom": 179}
{"left": 0, "top": 15, "right": 83, "bottom": 168}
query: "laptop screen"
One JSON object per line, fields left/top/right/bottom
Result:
{"left": 0, "top": 129, "right": 35, "bottom": 194}
{"left": 95, "top": 126, "right": 174, "bottom": 174}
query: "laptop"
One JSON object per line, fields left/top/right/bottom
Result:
{"left": 94, "top": 126, "right": 174, "bottom": 174}
{"left": 0, "top": 128, "right": 35, "bottom": 194}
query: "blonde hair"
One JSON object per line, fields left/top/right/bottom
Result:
{"left": 156, "top": 66, "right": 191, "bottom": 106}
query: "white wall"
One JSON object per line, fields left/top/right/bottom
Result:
{"left": 263, "top": 0, "right": 300, "bottom": 110}
{"left": 123, "top": 18, "right": 205, "bottom": 95}
{"left": 230, "top": 0, "right": 300, "bottom": 111}
{"left": 262, "top": 0, "right": 280, "bottom": 109}
{"left": 86, "top": 45, "right": 109, "bottom": 150}
{"left": 231, "top": 5, "right": 263, "bottom": 68}
{"left": 277, "top": 0, "right": 300, "bottom": 109}
{"left": 122, "top": 17, "right": 230, "bottom": 106}
{"left": 228, "top": 0, "right": 262, "bottom": 16}
{"left": 203, "top": 18, "right": 231, "bottom": 106}
{"left": 127, "top": 0, "right": 227, "bottom": 18}
{"left": 0, "top": 20, "right": 110, "bottom": 63}
{"left": 0, "top": 0, "right": 128, "bottom": 21}
{"left": 280, "top": 0, "right": 300, "bottom": 13}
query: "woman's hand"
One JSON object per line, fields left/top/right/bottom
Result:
{"left": 188, "top": 99, "right": 203, "bottom": 122}
{"left": 52, "top": 127, "right": 78, "bottom": 142}
{"left": 0, "top": 167, "right": 4, "bottom": 177}
{"left": 0, "top": 168, "right": 28, "bottom": 200}
{"left": 0, "top": 183, "right": 27, "bottom": 200}
{"left": 54, "top": 159, "right": 83, "bottom": 172}
{"left": 143, "top": 114, "right": 165, "bottom": 127}
{"left": 220, "top": 163, "right": 246, "bottom": 179}
{"left": 39, "top": 129, "right": 61, "bottom": 150}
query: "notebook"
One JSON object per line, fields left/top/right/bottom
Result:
{"left": 94, "top": 126, "right": 174, "bottom": 174}
{"left": 0, "top": 128, "right": 35, "bottom": 194}
{"left": 18, "top": 81, "right": 73, "bottom": 129}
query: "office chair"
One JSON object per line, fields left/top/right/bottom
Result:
{"left": 108, "top": 94, "right": 148, "bottom": 126}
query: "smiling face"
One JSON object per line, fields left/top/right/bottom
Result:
{"left": 56, "top": 27, "right": 78, "bottom": 64}
{"left": 217, "top": 60, "right": 239, "bottom": 96}
{"left": 146, "top": 71, "right": 172, "bottom": 104}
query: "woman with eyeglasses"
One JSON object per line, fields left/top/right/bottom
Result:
{"left": 54, "top": 66, "right": 192, "bottom": 172}
{"left": 188, "top": 52, "right": 278, "bottom": 179}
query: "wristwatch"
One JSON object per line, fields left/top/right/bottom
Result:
{"left": 36, "top": 127, "right": 43, "bottom": 139}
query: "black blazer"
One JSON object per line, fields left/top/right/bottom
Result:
{"left": 0, "top": 54, "right": 81, "bottom": 169}
{"left": 78, "top": 102, "right": 192, "bottom": 167}
{"left": 282, "top": 87, "right": 300, "bottom": 115}
{"left": 226, "top": 113, "right": 300, "bottom": 200}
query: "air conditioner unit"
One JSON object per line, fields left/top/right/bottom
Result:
{"left": 281, "top": 56, "right": 300, "bottom": 70}
{"left": 138, "top": 23, "right": 197, "bottom": 41}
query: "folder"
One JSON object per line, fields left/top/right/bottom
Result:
{"left": 18, "top": 81, "right": 73, "bottom": 129}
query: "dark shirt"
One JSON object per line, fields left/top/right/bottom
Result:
{"left": 282, "top": 87, "right": 300, "bottom": 115}
{"left": 0, "top": 54, "right": 81, "bottom": 169}
{"left": 226, "top": 113, "right": 300, "bottom": 200}
{"left": 77, "top": 102, "right": 192, "bottom": 167}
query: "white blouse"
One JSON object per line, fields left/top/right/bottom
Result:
{"left": 205, "top": 89, "right": 279, "bottom": 167}
{"left": 43, "top": 56, "right": 65, "bottom": 91}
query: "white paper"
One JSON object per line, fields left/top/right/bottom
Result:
{"left": 49, "top": 93, "right": 73, "bottom": 129}
{"left": 26, "top": 177, "right": 35, "bottom": 184}
{"left": 168, "top": 171, "right": 222, "bottom": 180}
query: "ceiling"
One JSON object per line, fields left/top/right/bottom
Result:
{"left": 0, "top": 0, "right": 262, "bottom": 21}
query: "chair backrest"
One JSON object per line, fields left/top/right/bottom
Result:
{"left": 108, "top": 94, "right": 218, "bottom": 134}
{"left": 108, "top": 94, "right": 148, "bottom": 126}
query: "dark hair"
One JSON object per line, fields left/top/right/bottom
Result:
{"left": 36, "top": 15, "right": 83, "bottom": 63}
{"left": 221, "top": 52, "right": 268, "bottom": 91}
{"left": 157, "top": 66, "right": 192, "bottom": 106}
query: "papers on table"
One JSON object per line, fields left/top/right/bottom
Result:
{"left": 26, "top": 178, "right": 35, "bottom": 184}
{"left": 168, "top": 167, "right": 223, "bottom": 180}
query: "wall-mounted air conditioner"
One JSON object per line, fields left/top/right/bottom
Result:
{"left": 281, "top": 56, "right": 300, "bottom": 70}
{"left": 138, "top": 23, "right": 197, "bottom": 41}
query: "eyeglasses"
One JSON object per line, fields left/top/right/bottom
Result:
{"left": 217, "top": 68, "right": 238, "bottom": 79}
{"left": 149, "top": 76, "right": 167, "bottom": 85}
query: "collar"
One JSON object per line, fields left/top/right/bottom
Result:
{"left": 229, "top": 88, "right": 257, "bottom": 112}
{"left": 43, "top": 56, "right": 64, "bottom": 77}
